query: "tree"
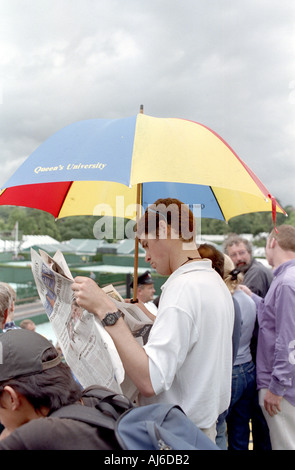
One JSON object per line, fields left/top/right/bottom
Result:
{"left": 0, "top": 204, "right": 293, "bottom": 242}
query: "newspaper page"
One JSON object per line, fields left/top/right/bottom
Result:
{"left": 102, "top": 284, "right": 153, "bottom": 347}
{"left": 30, "top": 248, "right": 153, "bottom": 398}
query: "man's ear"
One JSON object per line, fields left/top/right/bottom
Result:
{"left": 269, "top": 237, "right": 277, "bottom": 249}
{"left": 2, "top": 386, "right": 21, "bottom": 411}
{"left": 1, "top": 308, "right": 9, "bottom": 329}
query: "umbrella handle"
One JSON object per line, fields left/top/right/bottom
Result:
{"left": 133, "top": 105, "right": 144, "bottom": 302}
{"left": 133, "top": 184, "right": 141, "bottom": 301}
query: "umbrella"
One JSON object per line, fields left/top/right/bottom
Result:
{"left": 0, "top": 110, "right": 286, "bottom": 297}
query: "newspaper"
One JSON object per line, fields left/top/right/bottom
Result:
{"left": 30, "top": 248, "right": 153, "bottom": 398}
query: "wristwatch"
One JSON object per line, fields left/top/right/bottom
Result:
{"left": 101, "top": 310, "right": 123, "bottom": 327}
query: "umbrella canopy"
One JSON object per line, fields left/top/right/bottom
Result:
{"left": 0, "top": 112, "right": 286, "bottom": 300}
{"left": 0, "top": 113, "right": 285, "bottom": 222}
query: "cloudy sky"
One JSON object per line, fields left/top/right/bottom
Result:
{"left": 1, "top": 0, "right": 295, "bottom": 207}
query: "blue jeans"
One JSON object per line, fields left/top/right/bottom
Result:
{"left": 216, "top": 409, "right": 228, "bottom": 450}
{"left": 226, "top": 360, "right": 256, "bottom": 450}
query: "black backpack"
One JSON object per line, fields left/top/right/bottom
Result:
{"left": 52, "top": 386, "right": 219, "bottom": 451}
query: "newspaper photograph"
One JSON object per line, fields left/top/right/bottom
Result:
{"left": 30, "top": 248, "right": 153, "bottom": 398}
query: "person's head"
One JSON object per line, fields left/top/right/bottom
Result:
{"left": 198, "top": 243, "right": 225, "bottom": 278}
{"left": 266, "top": 224, "right": 295, "bottom": 268}
{"left": 223, "top": 234, "right": 252, "bottom": 272}
{"left": 136, "top": 198, "right": 197, "bottom": 275}
{"left": 222, "top": 254, "right": 244, "bottom": 294}
{"left": 20, "top": 319, "right": 36, "bottom": 331}
{"left": 198, "top": 243, "right": 243, "bottom": 294}
{"left": 0, "top": 283, "right": 16, "bottom": 304}
{"left": 130, "top": 271, "right": 155, "bottom": 303}
{"left": 0, "top": 283, "right": 16, "bottom": 323}
{"left": 0, "top": 329, "right": 81, "bottom": 432}
{"left": 0, "top": 285, "right": 12, "bottom": 329}
{"left": 137, "top": 283, "right": 156, "bottom": 303}
{"left": 137, "top": 198, "right": 196, "bottom": 243}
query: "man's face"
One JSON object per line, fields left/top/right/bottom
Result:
{"left": 138, "top": 284, "right": 156, "bottom": 303}
{"left": 140, "top": 237, "right": 171, "bottom": 276}
{"left": 226, "top": 242, "right": 252, "bottom": 272}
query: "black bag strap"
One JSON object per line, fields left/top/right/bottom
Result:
{"left": 51, "top": 387, "right": 134, "bottom": 430}
{"left": 96, "top": 401, "right": 120, "bottom": 420}
{"left": 51, "top": 403, "right": 116, "bottom": 431}
{"left": 82, "top": 386, "right": 133, "bottom": 412}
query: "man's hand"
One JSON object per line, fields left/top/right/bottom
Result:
{"left": 239, "top": 284, "right": 253, "bottom": 297}
{"left": 264, "top": 390, "right": 282, "bottom": 417}
{"left": 71, "top": 276, "right": 117, "bottom": 319}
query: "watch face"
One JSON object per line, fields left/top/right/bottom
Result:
{"left": 105, "top": 313, "right": 117, "bottom": 326}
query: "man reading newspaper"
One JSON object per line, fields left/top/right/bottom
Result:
{"left": 70, "top": 198, "right": 234, "bottom": 441}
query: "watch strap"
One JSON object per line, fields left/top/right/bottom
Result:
{"left": 101, "top": 310, "right": 123, "bottom": 327}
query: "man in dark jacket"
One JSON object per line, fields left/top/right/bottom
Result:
{"left": 224, "top": 234, "right": 273, "bottom": 298}
{"left": 0, "top": 329, "right": 120, "bottom": 450}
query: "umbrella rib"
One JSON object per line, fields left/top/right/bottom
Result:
{"left": 55, "top": 182, "right": 74, "bottom": 219}
{"left": 210, "top": 187, "right": 226, "bottom": 222}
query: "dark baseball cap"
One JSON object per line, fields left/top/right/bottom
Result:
{"left": 130, "top": 270, "right": 153, "bottom": 288}
{"left": 0, "top": 329, "right": 61, "bottom": 382}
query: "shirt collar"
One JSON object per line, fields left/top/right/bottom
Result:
{"left": 273, "top": 258, "right": 295, "bottom": 277}
{"left": 161, "top": 259, "right": 213, "bottom": 292}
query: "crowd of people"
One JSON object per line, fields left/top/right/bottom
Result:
{"left": 0, "top": 197, "right": 295, "bottom": 450}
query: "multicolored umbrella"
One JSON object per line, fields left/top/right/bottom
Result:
{"left": 0, "top": 112, "right": 285, "bottom": 297}
{"left": 0, "top": 112, "right": 285, "bottom": 221}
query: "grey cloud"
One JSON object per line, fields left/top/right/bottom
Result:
{"left": 1, "top": 0, "right": 295, "bottom": 207}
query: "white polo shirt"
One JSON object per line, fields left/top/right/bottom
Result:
{"left": 141, "top": 260, "right": 234, "bottom": 429}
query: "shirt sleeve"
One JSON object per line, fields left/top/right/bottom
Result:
{"left": 269, "top": 283, "right": 295, "bottom": 396}
{"left": 143, "top": 304, "right": 197, "bottom": 394}
{"left": 251, "top": 292, "right": 263, "bottom": 309}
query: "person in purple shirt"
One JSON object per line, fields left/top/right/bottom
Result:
{"left": 240, "top": 224, "right": 295, "bottom": 450}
